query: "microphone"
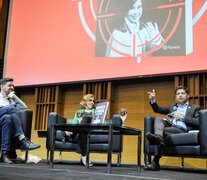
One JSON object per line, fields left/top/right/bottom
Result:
{"left": 172, "top": 105, "right": 177, "bottom": 112}
{"left": 167, "top": 105, "right": 177, "bottom": 122}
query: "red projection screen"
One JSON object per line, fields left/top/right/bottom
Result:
{"left": 3, "top": 0, "right": 207, "bottom": 86}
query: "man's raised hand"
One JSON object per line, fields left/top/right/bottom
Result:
{"left": 148, "top": 89, "right": 156, "bottom": 100}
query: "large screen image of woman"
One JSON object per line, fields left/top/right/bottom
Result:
{"left": 4, "top": 0, "right": 207, "bottom": 86}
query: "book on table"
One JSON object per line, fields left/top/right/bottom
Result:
{"left": 92, "top": 101, "right": 109, "bottom": 124}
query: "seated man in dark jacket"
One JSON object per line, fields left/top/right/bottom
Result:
{"left": 0, "top": 78, "right": 40, "bottom": 164}
{"left": 144, "top": 86, "right": 200, "bottom": 171}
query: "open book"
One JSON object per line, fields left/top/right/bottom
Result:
{"left": 92, "top": 101, "right": 109, "bottom": 124}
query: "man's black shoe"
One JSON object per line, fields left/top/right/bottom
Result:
{"left": 20, "top": 138, "right": 41, "bottom": 151}
{"left": 1, "top": 151, "right": 13, "bottom": 164}
{"left": 143, "top": 161, "right": 160, "bottom": 171}
{"left": 146, "top": 132, "right": 165, "bottom": 146}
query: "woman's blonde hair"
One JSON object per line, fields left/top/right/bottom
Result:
{"left": 79, "top": 94, "right": 95, "bottom": 109}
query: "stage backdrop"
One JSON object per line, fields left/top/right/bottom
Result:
{"left": 3, "top": 0, "right": 207, "bottom": 86}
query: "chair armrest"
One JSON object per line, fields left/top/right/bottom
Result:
{"left": 144, "top": 116, "right": 155, "bottom": 134}
{"left": 48, "top": 112, "right": 67, "bottom": 127}
{"left": 111, "top": 114, "right": 123, "bottom": 152}
{"left": 144, "top": 116, "right": 155, "bottom": 154}
{"left": 199, "top": 110, "right": 207, "bottom": 155}
{"left": 18, "top": 109, "right": 33, "bottom": 140}
{"left": 46, "top": 112, "right": 67, "bottom": 149}
{"left": 112, "top": 114, "right": 123, "bottom": 126}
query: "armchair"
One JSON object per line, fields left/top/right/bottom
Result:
{"left": 144, "top": 110, "right": 207, "bottom": 167}
{"left": 46, "top": 113, "right": 123, "bottom": 165}
{"left": 0, "top": 109, "right": 33, "bottom": 162}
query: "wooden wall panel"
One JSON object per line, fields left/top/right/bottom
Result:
{"left": 16, "top": 88, "right": 36, "bottom": 129}
{"left": 32, "top": 86, "right": 63, "bottom": 131}
{"left": 175, "top": 73, "right": 207, "bottom": 109}
{"left": 62, "top": 85, "right": 83, "bottom": 119}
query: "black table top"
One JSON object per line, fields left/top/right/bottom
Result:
{"left": 52, "top": 123, "right": 141, "bottom": 135}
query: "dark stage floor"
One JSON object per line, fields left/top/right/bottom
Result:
{"left": 0, "top": 161, "right": 206, "bottom": 180}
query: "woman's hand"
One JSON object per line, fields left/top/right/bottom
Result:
{"left": 144, "top": 22, "right": 163, "bottom": 44}
{"left": 78, "top": 116, "right": 83, "bottom": 123}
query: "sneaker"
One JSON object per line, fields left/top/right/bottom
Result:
{"left": 20, "top": 138, "right": 41, "bottom": 151}
{"left": 81, "top": 156, "right": 93, "bottom": 167}
{"left": 146, "top": 132, "right": 165, "bottom": 146}
{"left": 1, "top": 151, "right": 13, "bottom": 164}
{"left": 144, "top": 161, "right": 160, "bottom": 171}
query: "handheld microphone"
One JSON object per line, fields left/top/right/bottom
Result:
{"left": 172, "top": 106, "right": 177, "bottom": 112}
{"left": 167, "top": 105, "right": 177, "bottom": 122}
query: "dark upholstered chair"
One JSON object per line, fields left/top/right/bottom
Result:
{"left": 46, "top": 113, "right": 123, "bottom": 165}
{"left": 144, "top": 110, "right": 207, "bottom": 168}
{"left": 0, "top": 109, "right": 33, "bottom": 162}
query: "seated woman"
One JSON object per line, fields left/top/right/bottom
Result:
{"left": 68, "top": 94, "right": 96, "bottom": 167}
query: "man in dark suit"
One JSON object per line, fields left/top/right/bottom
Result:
{"left": 144, "top": 86, "right": 200, "bottom": 171}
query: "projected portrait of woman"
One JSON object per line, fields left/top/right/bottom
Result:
{"left": 95, "top": 0, "right": 163, "bottom": 58}
{"left": 104, "top": 0, "right": 163, "bottom": 57}
{"left": 96, "top": 0, "right": 193, "bottom": 58}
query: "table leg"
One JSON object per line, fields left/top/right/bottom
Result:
{"left": 86, "top": 133, "right": 90, "bottom": 168}
{"left": 107, "top": 125, "right": 113, "bottom": 174}
{"left": 137, "top": 133, "right": 142, "bottom": 172}
{"left": 49, "top": 125, "right": 55, "bottom": 168}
